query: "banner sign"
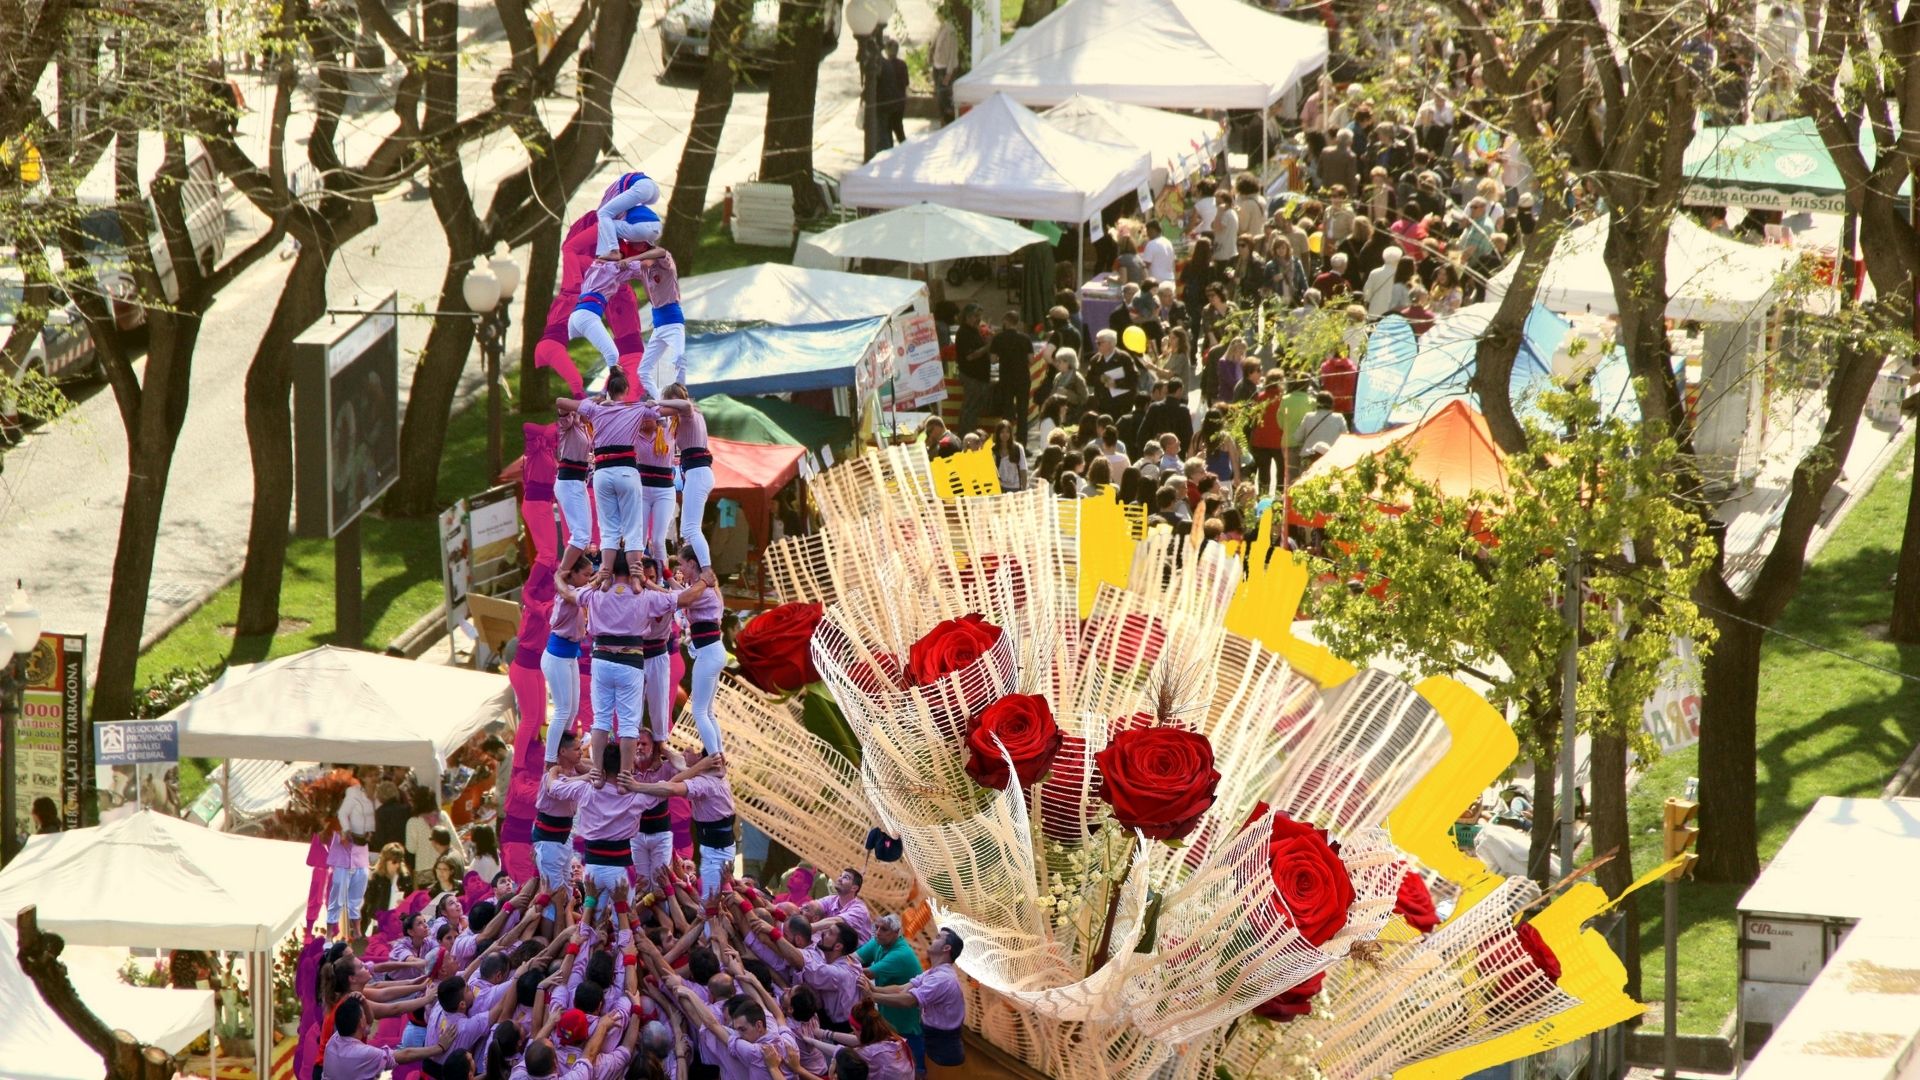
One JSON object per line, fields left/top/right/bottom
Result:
{"left": 293, "top": 293, "right": 400, "bottom": 538}
{"left": 888, "top": 313, "right": 947, "bottom": 409}
{"left": 1640, "top": 637, "right": 1702, "bottom": 754}
{"left": 95, "top": 720, "right": 179, "bottom": 766}
{"left": 11, "top": 633, "right": 87, "bottom": 848}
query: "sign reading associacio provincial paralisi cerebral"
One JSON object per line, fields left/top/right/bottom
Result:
{"left": 94, "top": 720, "right": 180, "bottom": 766}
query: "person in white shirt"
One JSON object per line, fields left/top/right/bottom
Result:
{"left": 1363, "top": 247, "right": 1404, "bottom": 317}
{"left": 329, "top": 766, "right": 378, "bottom": 942}
{"left": 1209, "top": 192, "right": 1238, "bottom": 263}
{"left": 1141, "top": 221, "right": 1177, "bottom": 283}
{"left": 1294, "top": 392, "right": 1349, "bottom": 453}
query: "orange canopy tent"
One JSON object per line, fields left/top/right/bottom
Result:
{"left": 1294, "top": 398, "right": 1512, "bottom": 502}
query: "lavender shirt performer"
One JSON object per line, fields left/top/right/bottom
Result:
{"left": 321, "top": 995, "right": 449, "bottom": 1080}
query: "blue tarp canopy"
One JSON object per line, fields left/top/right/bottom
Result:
{"left": 683, "top": 316, "right": 888, "bottom": 398}
{"left": 1353, "top": 303, "right": 1655, "bottom": 433}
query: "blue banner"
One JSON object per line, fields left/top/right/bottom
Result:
{"left": 94, "top": 720, "right": 178, "bottom": 766}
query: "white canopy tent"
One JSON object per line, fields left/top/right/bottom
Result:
{"left": 0, "top": 812, "right": 306, "bottom": 1080}
{"left": 168, "top": 645, "right": 513, "bottom": 790}
{"left": 839, "top": 93, "right": 1152, "bottom": 225}
{"left": 1485, "top": 214, "right": 1798, "bottom": 322}
{"left": 1, "top": 920, "right": 217, "bottom": 1080}
{"left": 1041, "top": 95, "right": 1227, "bottom": 191}
{"left": 953, "top": 0, "right": 1328, "bottom": 111}
{"left": 677, "top": 264, "right": 929, "bottom": 326}
{"left": 802, "top": 203, "right": 1049, "bottom": 265}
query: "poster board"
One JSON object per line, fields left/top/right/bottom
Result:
{"left": 10, "top": 632, "right": 87, "bottom": 849}
{"left": 292, "top": 293, "right": 400, "bottom": 538}
{"left": 886, "top": 313, "right": 948, "bottom": 409}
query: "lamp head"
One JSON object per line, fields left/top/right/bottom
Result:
{"left": 2, "top": 581, "right": 38, "bottom": 656}
{"left": 846, "top": 0, "right": 890, "bottom": 37}
{"left": 490, "top": 253, "right": 521, "bottom": 300}
{"left": 463, "top": 269, "right": 501, "bottom": 314}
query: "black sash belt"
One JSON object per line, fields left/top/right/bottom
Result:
{"left": 532, "top": 811, "right": 574, "bottom": 843}
{"left": 593, "top": 650, "right": 646, "bottom": 669}
{"left": 557, "top": 459, "right": 590, "bottom": 482}
{"left": 638, "top": 463, "right": 674, "bottom": 488}
{"left": 641, "top": 637, "right": 668, "bottom": 659}
{"left": 695, "top": 815, "right": 736, "bottom": 848}
{"left": 639, "top": 804, "right": 671, "bottom": 835}
{"left": 690, "top": 620, "right": 722, "bottom": 647}
{"left": 681, "top": 447, "right": 713, "bottom": 469}
{"left": 584, "top": 839, "right": 633, "bottom": 866}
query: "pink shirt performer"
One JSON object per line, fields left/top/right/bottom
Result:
{"left": 568, "top": 255, "right": 651, "bottom": 378}
{"left": 651, "top": 390, "right": 714, "bottom": 573}
{"left": 633, "top": 247, "right": 684, "bottom": 398}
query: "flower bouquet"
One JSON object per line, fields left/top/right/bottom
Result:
{"left": 707, "top": 448, "right": 1617, "bottom": 1079}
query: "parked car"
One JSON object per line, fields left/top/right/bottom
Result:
{"left": 75, "top": 148, "right": 227, "bottom": 333}
{"left": 659, "top": 0, "right": 842, "bottom": 72}
{"left": 1, "top": 268, "right": 100, "bottom": 391}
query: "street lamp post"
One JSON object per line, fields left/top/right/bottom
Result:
{"left": 463, "top": 251, "right": 520, "bottom": 480}
{"left": 1, "top": 580, "right": 43, "bottom": 864}
{"left": 847, "top": 0, "right": 891, "bottom": 163}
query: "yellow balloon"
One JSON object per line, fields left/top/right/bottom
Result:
{"left": 1122, "top": 326, "right": 1148, "bottom": 354}
{"left": 1308, "top": 232, "right": 1323, "bottom": 254}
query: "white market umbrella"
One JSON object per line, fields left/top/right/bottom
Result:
{"left": 1041, "top": 95, "right": 1226, "bottom": 190}
{"left": 810, "top": 203, "right": 1051, "bottom": 265}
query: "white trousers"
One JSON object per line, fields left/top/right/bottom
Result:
{"left": 326, "top": 865, "right": 368, "bottom": 924}
{"left": 591, "top": 658, "right": 643, "bottom": 739}
{"left": 698, "top": 843, "right": 736, "bottom": 899}
{"left": 592, "top": 467, "right": 645, "bottom": 555}
{"left": 644, "top": 651, "right": 674, "bottom": 742}
{"left": 541, "top": 646, "right": 581, "bottom": 762}
{"left": 641, "top": 482, "right": 676, "bottom": 565}
{"left": 596, "top": 177, "right": 661, "bottom": 257}
{"left": 688, "top": 639, "right": 725, "bottom": 754}
{"left": 555, "top": 477, "right": 592, "bottom": 552}
{"left": 640, "top": 322, "right": 686, "bottom": 398}
{"left": 629, "top": 831, "right": 673, "bottom": 889}
{"left": 533, "top": 840, "right": 574, "bottom": 892}
{"left": 567, "top": 308, "right": 618, "bottom": 370}
{"left": 679, "top": 464, "right": 713, "bottom": 570}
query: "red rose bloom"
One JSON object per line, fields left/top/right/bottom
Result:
{"left": 1395, "top": 869, "right": 1440, "bottom": 934}
{"left": 1251, "top": 971, "right": 1325, "bottom": 1023}
{"left": 907, "top": 613, "right": 1003, "bottom": 686}
{"left": 1481, "top": 921, "right": 1562, "bottom": 994}
{"left": 965, "top": 694, "right": 1065, "bottom": 791}
{"left": 1267, "top": 813, "right": 1356, "bottom": 947}
{"left": 1514, "top": 922, "right": 1561, "bottom": 983}
{"left": 1094, "top": 727, "right": 1220, "bottom": 841}
{"left": 733, "top": 602, "right": 824, "bottom": 692}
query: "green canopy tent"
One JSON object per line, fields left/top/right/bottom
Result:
{"left": 1682, "top": 116, "right": 1904, "bottom": 214}
{"left": 700, "top": 393, "right": 855, "bottom": 457}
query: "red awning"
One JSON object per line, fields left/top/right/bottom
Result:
{"left": 708, "top": 436, "right": 806, "bottom": 549}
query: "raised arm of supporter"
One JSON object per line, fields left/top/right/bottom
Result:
{"left": 672, "top": 984, "right": 729, "bottom": 1040}
{"left": 755, "top": 913, "right": 808, "bottom": 971}
{"left": 778, "top": 1043, "right": 828, "bottom": 1080}
{"left": 360, "top": 975, "right": 429, "bottom": 1004}
{"left": 532, "top": 965, "right": 569, "bottom": 1040}
{"left": 725, "top": 946, "right": 785, "bottom": 1029}
{"left": 367, "top": 984, "right": 437, "bottom": 1020}
{"left": 860, "top": 966, "right": 918, "bottom": 1010}
{"left": 658, "top": 912, "right": 707, "bottom": 966}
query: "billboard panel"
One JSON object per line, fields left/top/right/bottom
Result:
{"left": 294, "top": 293, "right": 400, "bottom": 538}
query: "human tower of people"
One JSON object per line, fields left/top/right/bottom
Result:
{"left": 316, "top": 174, "right": 966, "bottom": 1080}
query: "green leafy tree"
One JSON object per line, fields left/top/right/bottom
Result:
{"left": 1289, "top": 384, "right": 1716, "bottom": 900}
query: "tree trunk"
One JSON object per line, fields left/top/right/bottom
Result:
{"left": 660, "top": 0, "right": 754, "bottom": 269}
{"left": 1589, "top": 728, "right": 1640, "bottom": 997}
{"left": 757, "top": 0, "right": 828, "bottom": 219}
{"left": 1695, "top": 612, "right": 1763, "bottom": 884}
{"left": 235, "top": 236, "right": 334, "bottom": 635}
{"left": 518, "top": 217, "right": 560, "bottom": 416}
{"left": 1527, "top": 748, "right": 1557, "bottom": 889}
{"left": 16, "top": 907, "right": 180, "bottom": 1080}
{"left": 388, "top": 263, "right": 480, "bottom": 516}
{"left": 93, "top": 316, "right": 201, "bottom": 724}
{"left": 1017, "top": 0, "right": 1057, "bottom": 26}
{"left": 1891, "top": 427, "right": 1920, "bottom": 641}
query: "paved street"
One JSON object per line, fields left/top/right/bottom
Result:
{"left": 1, "top": 0, "right": 935, "bottom": 676}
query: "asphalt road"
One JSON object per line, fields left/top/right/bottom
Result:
{"left": 2, "top": 0, "right": 935, "bottom": 678}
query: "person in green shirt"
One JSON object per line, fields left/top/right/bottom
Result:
{"left": 1280, "top": 378, "right": 1317, "bottom": 478}
{"left": 855, "top": 912, "right": 925, "bottom": 1068}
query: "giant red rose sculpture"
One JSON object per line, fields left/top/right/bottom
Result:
{"left": 1094, "top": 727, "right": 1220, "bottom": 841}
{"left": 1268, "top": 812, "right": 1357, "bottom": 947}
{"left": 965, "top": 694, "right": 1064, "bottom": 791}
{"left": 1394, "top": 869, "right": 1440, "bottom": 934}
{"left": 735, "top": 602, "right": 824, "bottom": 692}
{"left": 907, "top": 613, "right": 1003, "bottom": 686}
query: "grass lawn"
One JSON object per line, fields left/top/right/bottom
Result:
{"left": 1629, "top": 433, "right": 1920, "bottom": 1033}
{"left": 690, "top": 202, "right": 793, "bottom": 275}
{"left": 137, "top": 390, "right": 527, "bottom": 693}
